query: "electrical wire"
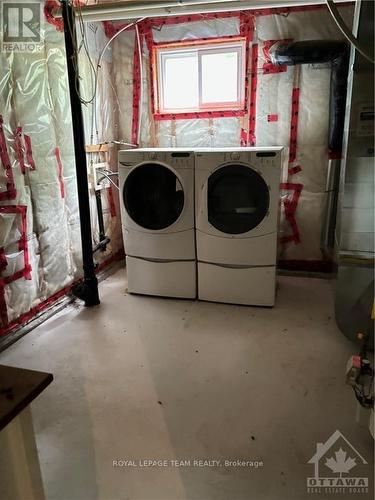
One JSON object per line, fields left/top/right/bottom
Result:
{"left": 325, "top": 0, "right": 374, "bottom": 65}
{"left": 88, "top": 16, "right": 147, "bottom": 146}
{"left": 66, "top": 3, "right": 147, "bottom": 175}
{"left": 97, "top": 170, "right": 120, "bottom": 190}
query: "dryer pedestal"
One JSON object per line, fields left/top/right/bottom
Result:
{"left": 126, "top": 256, "right": 196, "bottom": 299}
{"left": 197, "top": 262, "right": 276, "bottom": 306}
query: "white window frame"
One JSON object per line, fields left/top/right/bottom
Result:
{"left": 154, "top": 38, "right": 246, "bottom": 115}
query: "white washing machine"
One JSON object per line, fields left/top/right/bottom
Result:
{"left": 195, "top": 147, "right": 283, "bottom": 306}
{"left": 119, "top": 148, "right": 196, "bottom": 298}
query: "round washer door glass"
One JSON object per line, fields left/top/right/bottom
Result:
{"left": 208, "top": 164, "right": 270, "bottom": 234}
{"left": 124, "top": 163, "right": 184, "bottom": 230}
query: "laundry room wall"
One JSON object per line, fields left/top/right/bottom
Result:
{"left": 107, "top": 3, "right": 354, "bottom": 268}
{"left": 0, "top": 3, "right": 123, "bottom": 337}
{"left": 0, "top": 2, "right": 354, "bottom": 337}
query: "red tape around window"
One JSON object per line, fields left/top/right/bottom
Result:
{"left": 138, "top": 12, "right": 255, "bottom": 123}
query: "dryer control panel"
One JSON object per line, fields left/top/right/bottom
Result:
{"left": 217, "top": 149, "right": 282, "bottom": 169}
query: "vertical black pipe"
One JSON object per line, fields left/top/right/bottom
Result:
{"left": 61, "top": 0, "right": 100, "bottom": 306}
{"left": 95, "top": 190, "right": 107, "bottom": 246}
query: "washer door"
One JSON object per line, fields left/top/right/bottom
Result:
{"left": 123, "top": 163, "right": 184, "bottom": 231}
{"left": 207, "top": 164, "right": 270, "bottom": 234}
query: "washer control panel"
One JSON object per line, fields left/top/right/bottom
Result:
{"left": 119, "top": 150, "right": 193, "bottom": 169}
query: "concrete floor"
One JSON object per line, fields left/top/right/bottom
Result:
{"left": 0, "top": 268, "right": 373, "bottom": 500}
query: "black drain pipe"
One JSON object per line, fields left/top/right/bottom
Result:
{"left": 270, "top": 41, "right": 350, "bottom": 251}
{"left": 61, "top": 0, "right": 100, "bottom": 306}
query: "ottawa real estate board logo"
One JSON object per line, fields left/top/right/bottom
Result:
{"left": 1, "top": 2, "right": 43, "bottom": 52}
{"left": 307, "top": 430, "right": 369, "bottom": 495}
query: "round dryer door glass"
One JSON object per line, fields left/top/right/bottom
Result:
{"left": 208, "top": 164, "right": 269, "bottom": 234}
{"left": 123, "top": 163, "right": 184, "bottom": 230}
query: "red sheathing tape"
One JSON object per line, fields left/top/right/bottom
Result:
{"left": 140, "top": 24, "right": 156, "bottom": 121}
{"left": 102, "top": 21, "right": 133, "bottom": 39}
{"left": 0, "top": 282, "right": 74, "bottom": 336}
{"left": 55, "top": 147, "right": 65, "bottom": 198}
{"left": 267, "top": 114, "right": 278, "bottom": 122}
{"left": 44, "top": 0, "right": 87, "bottom": 32}
{"left": 0, "top": 248, "right": 7, "bottom": 271}
{"left": 262, "top": 39, "right": 293, "bottom": 74}
{"left": 18, "top": 206, "right": 32, "bottom": 281}
{"left": 288, "top": 164, "right": 302, "bottom": 176}
{"left": 44, "top": 0, "right": 64, "bottom": 32}
{"left": 280, "top": 182, "right": 303, "bottom": 245}
{"left": 131, "top": 33, "right": 142, "bottom": 146}
{"left": 0, "top": 286, "right": 8, "bottom": 329}
{"left": 107, "top": 185, "right": 117, "bottom": 217}
{"left": 14, "top": 127, "right": 26, "bottom": 175}
{"left": 0, "top": 249, "right": 125, "bottom": 337}
{"left": 0, "top": 205, "right": 31, "bottom": 327}
{"left": 0, "top": 205, "right": 31, "bottom": 283}
{"left": 0, "top": 116, "right": 16, "bottom": 201}
{"left": 288, "top": 87, "right": 300, "bottom": 164}
{"left": 248, "top": 43, "right": 259, "bottom": 146}
{"left": 240, "top": 13, "right": 254, "bottom": 129}
{"left": 240, "top": 128, "right": 248, "bottom": 147}
{"left": 24, "top": 134, "right": 36, "bottom": 170}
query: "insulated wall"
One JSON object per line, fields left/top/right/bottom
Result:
{"left": 0, "top": 8, "right": 123, "bottom": 336}
{"left": 110, "top": 3, "right": 354, "bottom": 268}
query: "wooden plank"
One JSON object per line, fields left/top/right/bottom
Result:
{"left": 85, "top": 144, "right": 110, "bottom": 153}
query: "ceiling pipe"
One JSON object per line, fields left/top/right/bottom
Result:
{"left": 57, "top": 0, "right": 354, "bottom": 22}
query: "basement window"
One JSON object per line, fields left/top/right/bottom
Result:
{"left": 154, "top": 38, "right": 246, "bottom": 116}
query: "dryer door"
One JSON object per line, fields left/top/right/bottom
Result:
{"left": 123, "top": 162, "right": 184, "bottom": 231}
{"left": 207, "top": 164, "right": 269, "bottom": 234}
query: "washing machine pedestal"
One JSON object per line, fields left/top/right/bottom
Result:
{"left": 126, "top": 256, "right": 196, "bottom": 299}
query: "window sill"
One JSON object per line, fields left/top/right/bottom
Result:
{"left": 154, "top": 109, "right": 247, "bottom": 121}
